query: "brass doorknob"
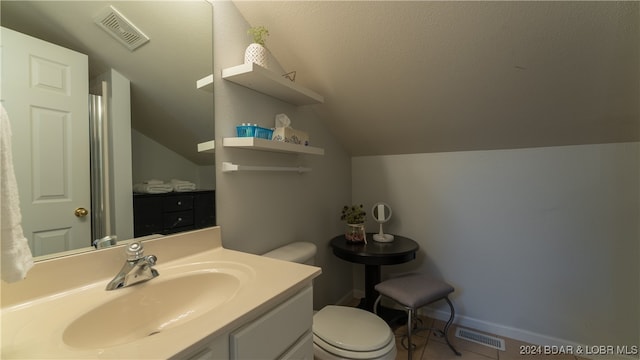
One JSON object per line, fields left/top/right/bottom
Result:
{"left": 74, "top": 208, "right": 89, "bottom": 217}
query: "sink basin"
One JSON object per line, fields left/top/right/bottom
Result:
{"left": 63, "top": 262, "right": 252, "bottom": 349}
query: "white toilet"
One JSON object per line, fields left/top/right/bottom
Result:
{"left": 263, "top": 242, "right": 397, "bottom": 360}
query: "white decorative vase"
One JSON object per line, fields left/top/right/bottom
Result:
{"left": 244, "top": 43, "right": 269, "bottom": 68}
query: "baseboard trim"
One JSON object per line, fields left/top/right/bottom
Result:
{"left": 336, "top": 290, "right": 359, "bottom": 306}
{"left": 343, "top": 291, "right": 636, "bottom": 360}
{"left": 420, "top": 306, "right": 638, "bottom": 360}
{"left": 352, "top": 289, "right": 364, "bottom": 300}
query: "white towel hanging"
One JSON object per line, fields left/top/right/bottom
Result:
{"left": 1, "top": 103, "right": 34, "bottom": 282}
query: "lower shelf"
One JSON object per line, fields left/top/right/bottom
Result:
{"left": 222, "top": 162, "right": 311, "bottom": 173}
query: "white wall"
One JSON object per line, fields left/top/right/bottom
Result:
{"left": 352, "top": 142, "right": 639, "bottom": 348}
{"left": 131, "top": 129, "right": 215, "bottom": 190}
{"left": 213, "top": 1, "right": 354, "bottom": 309}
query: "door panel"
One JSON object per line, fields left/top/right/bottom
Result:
{"left": 1, "top": 27, "right": 90, "bottom": 256}
{"left": 31, "top": 107, "right": 69, "bottom": 202}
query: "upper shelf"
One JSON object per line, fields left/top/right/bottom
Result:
{"left": 221, "top": 63, "right": 324, "bottom": 105}
{"left": 223, "top": 137, "right": 324, "bottom": 155}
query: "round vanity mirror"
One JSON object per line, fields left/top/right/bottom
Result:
{"left": 372, "top": 202, "right": 394, "bottom": 242}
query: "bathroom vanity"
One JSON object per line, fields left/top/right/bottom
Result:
{"left": 0, "top": 227, "right": 321, "bottom": 359}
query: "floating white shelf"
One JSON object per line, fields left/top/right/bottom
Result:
{"left": 222, "top": 162, "right": 311, "bottom": 173}
{"left": 197, "top": 140, "right": 215, "bottom": 153}
{"left": 221, "top": 63, "right": 324, "bottom": 105}
{"left": 196, "top": 74, "right": 213, "bottom": 92}
{"left": 223, "top": 137, "right": 324, "bottom": 156}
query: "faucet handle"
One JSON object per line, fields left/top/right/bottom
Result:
{"left": 146, "top": 255, "right": 157, "bottom": 266}
{"left": 126, "top": 241, "right": 145, "bottom": 261}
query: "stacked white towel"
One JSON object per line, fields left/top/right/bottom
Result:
{"left": 170, "top": 179, "right": 196, "bottom": 192}
{"left": 1, "top": 103, "right": 34, "bottom": 282}
{"left": 133, "top": 180, "right": 173, "bottom": 194}
{"left": 133, "top": 179, "right": 198, "bottom": 193}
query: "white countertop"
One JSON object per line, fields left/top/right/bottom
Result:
{"left": 1, "top": 227, "right": 321, "bottom": 359}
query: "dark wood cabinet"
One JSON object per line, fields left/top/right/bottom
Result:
{"left": 133, "top": 190, "right": 215, "bottom": 237}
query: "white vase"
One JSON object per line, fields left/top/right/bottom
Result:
{"left": 244, "top": 43, "right": 269, "bottom": 68}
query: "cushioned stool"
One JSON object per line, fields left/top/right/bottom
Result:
{"left": 373, "top": 274, "right": 461, "bottom": 359}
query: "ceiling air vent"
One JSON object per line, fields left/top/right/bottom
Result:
{"left": 94, "top": 6, "right": 149, "bottom": 51}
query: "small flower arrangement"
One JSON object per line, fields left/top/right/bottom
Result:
{"left": 341, "top": 204, "right": 366, "bottom": 224}
{"left": 247, "top": 25, "right": 269, "bottom": 46}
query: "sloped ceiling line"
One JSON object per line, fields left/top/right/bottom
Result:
{"left": 233, "top": 1, "right": 639, "bottom": 156}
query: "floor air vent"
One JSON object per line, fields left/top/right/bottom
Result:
{"left": 455, "top": 327, "right": 506, "bottom": 351}
{"left": 94, "top": 6, "right": 149, "bottom": 51}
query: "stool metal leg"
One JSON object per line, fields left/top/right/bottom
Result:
{"left": 443, "top": 297, "right": 462, "bottom": 356}
{"left": 373, "top": 295, "right": 381, "bottom": 315}
{"left": 375, "top": 294, "right": 460, "bottom": 358}
{"left": 407, "top": 307, "right": 414, "bottom": 360}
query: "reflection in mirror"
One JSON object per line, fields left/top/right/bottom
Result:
{"left": 1, "top": 1, "right": 215, "bottom": 260}
{"left": 372, "top": 202, "right": 394, "bottom": 243}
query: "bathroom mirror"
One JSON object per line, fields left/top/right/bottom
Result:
{"left": 372, "top": 202, "right": 394, "bottom": 243}
{"left": 1, "top": 1, "right": 214, "bottom": 260}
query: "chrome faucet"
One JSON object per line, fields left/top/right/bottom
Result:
{"left": 93, "top": 235, "right": 118, "bottom": 249}
{"left": 106, "top": 241, "right": 159, "bottom": 290}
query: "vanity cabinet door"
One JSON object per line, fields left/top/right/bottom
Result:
{"left": 162, "top": 194, "right": 195, "bottom": 233}
{"left": 163, "top": 210, "right": 194, "bottom": 232}
{"left": 194, "top": 191, "right": 216, "bottom": 228}
{"left": 280, "top": 331, "right": 313, "bottom": 360}
{"left": 230, "top": 286, "right": 313, "bottom": 360}
{"left": 172, "top": 331, "right": 229, "bottom": 360}
{"left": 163, "top": 195, "right": 194, "bottom": 212}
{"left": 133, "top": 196, "right": 163, "bottom": 237}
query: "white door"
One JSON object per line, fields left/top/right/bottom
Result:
{"left": 1, "top": 27, "right": 91, "bottom": 256}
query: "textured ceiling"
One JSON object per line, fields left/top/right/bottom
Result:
{"left": 1, "top": 1, "right": 214, "bottom": 165}
{"left": 234, "top": 1, "right": 639, "bottom": 156}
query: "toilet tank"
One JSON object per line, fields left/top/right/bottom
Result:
{"left": 262, "top": 242, "right": 317, "bottom": 265}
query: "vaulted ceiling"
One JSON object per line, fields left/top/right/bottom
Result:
{"left": 233, "top": 1, "right": 639, "bottom": 156}
{"left": 3, "top": 1, "right": 638, "bottom": 159}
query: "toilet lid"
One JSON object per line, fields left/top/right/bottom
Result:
{"left": 313, "top": 306, "right": 394, "bottom": 353}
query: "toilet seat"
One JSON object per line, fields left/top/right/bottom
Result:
{"left": 313, "top": 306, "right": 396, "bottom": 359}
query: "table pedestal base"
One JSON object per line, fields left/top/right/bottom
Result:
{"left": 356, "top": 297, "right": 407, "bottom": 327}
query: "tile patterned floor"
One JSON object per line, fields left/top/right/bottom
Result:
{"left": 343, "top": 298, "right": 598, "bottom": 360}
{"left": 390, "top": 317, "right": 605, "bottom": 360}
